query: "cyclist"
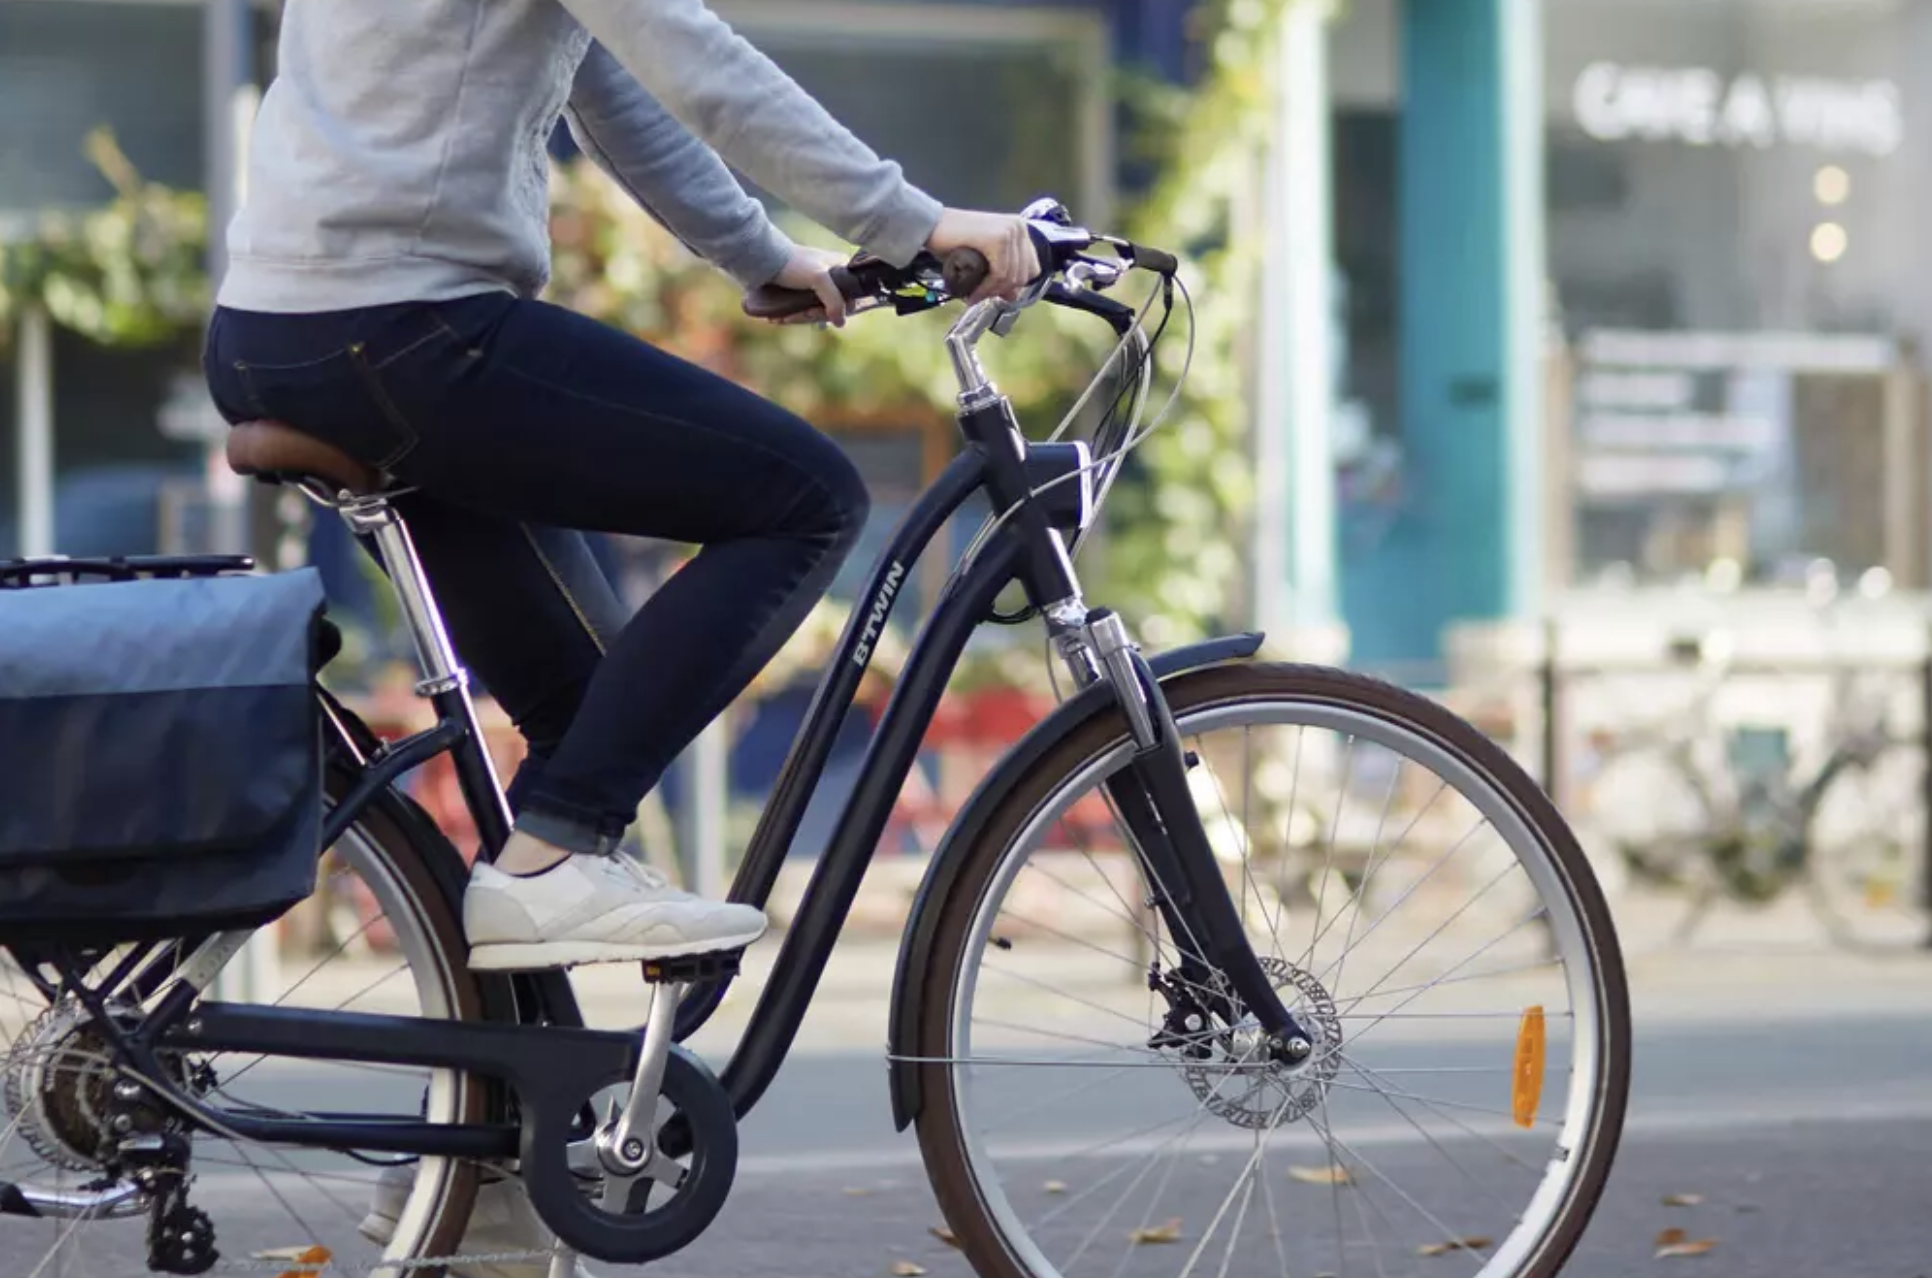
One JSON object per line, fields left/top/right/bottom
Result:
{"left": 201, "top": 0, "right": 1040, "bottom": 989}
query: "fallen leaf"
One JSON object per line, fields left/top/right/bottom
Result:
{"left": 844, "top": 1186, "right": 873, "bottom": 1197}
{"left": 1417, "top": 1237, "right": 1492, "bottom": 1257}
{"left": 1043, "top": 1180, "right": 1069, "bottom": 1195}
{"left": 1661, "top": 1193, "right": 1704, "bottom": 1207}
{"left": 1655, "top": 1238, "right": 1719, "bottom": 1259}
{"left": 1654, "top": 1228, "right": 1688, "bottom": 1248}
{"left": 253, "top": 1246, "right": 332, "bottom": 1278}
{"left": 1131, "top": 1218, "right": 1185, "bottom": 1245}
{"left": 1288, "top": 1164, "right": 1353, "bottom": 1185}
{"left": 891, "top": 1263, "right": 928, "bottom": 1277}
{"left": 929, "top": 1226, "right": 960, "bottom": 1250}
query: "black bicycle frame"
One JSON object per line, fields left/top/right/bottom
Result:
{"left": 53, "top": 392, "right": 1299, "bottom": 1165}
{"left": 92, "top": 440, "right": 1029, "bottom": 1159}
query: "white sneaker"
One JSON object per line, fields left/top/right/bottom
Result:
{"left": 359, "top": 1164, "right": 592, "bottom": 1278}
{"left": 464, "top": 853, "right": 768, "bottom": 971}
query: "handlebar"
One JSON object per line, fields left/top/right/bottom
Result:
{"left": 742, "top": 246, "right": 991, "bottom": 320}
{"left": 738, "top": 201, "right": 1176, "bottom": 327}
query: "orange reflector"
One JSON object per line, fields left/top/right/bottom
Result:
{"left": 255, "top": 1244, "right": 331, "bottom": 1278}
{"left": 1511, "top": 1005, "right": 1545, "bottom": 1129}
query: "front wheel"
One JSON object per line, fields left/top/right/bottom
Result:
{"left": 913, "top": 663, "right": 1629, "bottom": 1278}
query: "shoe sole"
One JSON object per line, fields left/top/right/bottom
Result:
{"left": 467, "top": 927, "right": 766, "bottom": 972}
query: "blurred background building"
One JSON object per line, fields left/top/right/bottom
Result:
{"left": 10, "top": 0, "right": 1926, "bottom": 666}
{"left": 4, "top": 0, "right": 1931, "bottom": 928}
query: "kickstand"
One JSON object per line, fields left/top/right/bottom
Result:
{"left": 548, "top": 1246, "right": 580, "bottom": 1278}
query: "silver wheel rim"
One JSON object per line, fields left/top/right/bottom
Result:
{"left": 0, "top": 798, "right": 475, "bottom": 1276}
{"left": 946, "top": 694, "right": 1614, "bottom": 1278}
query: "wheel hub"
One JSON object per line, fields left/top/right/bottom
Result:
{"left": 1178, "top": 958, "right": 1342, "bottom": 1129}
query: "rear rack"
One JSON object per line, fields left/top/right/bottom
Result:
{"left": 0, "top": 555, "right": 255, "bottom": 589}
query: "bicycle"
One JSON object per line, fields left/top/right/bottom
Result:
{"left": 0, "top": 197, "right": 1629, "bottom": 1278}
{"left": 1578, "top": 627, "right": 1929, "bottom": 952}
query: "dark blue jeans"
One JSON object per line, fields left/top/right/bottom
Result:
{"left": 203, "top": 290, "right": 869, "bottom": 856}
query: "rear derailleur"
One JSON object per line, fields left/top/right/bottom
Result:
{"left": 104, "top": 1059, "right": 220, "bottom": 1276}
{"left": 122, "top": 1129, "right": 218, "bottom": 1276}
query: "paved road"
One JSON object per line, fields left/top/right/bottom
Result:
{"left": 8, "top": 1006, "right": 1927, "bottom": 1277}
{"left": 666, "top": 1011, "right": 1932, "bottom": 1278}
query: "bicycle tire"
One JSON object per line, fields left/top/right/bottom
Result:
{"left": 910, "top": 662, "right": 1631, "bottom": 1278}
{"left": 0, "top": 755, "right": 507, "bottom": 1276}
{"left": 309, "top": 756, "right": 511, "bottom": 1269}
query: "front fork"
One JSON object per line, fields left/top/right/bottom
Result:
{"left": 1048, "top": 604, "right": 1314, "bottom": 1062}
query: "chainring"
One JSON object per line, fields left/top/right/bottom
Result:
{"left": 521, "top": 1045, "right": 738, "bottom": 1264}
{"left": 1179, "top": 957, "right": 1342, "bottom": 1129}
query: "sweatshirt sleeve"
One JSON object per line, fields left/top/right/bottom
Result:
{"left": 555, "top": 0, "right": 945, "bottom": 266}
{"left": 564, "top": 42, "right": 795, "bottom": 288}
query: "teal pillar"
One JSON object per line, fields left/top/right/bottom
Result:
{"left": 1345, "top": 0, "right": 1543, "bottom": 668}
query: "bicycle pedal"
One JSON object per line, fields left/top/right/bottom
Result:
{"left": 641, "top": 949, "right": 742, "bottom": 984}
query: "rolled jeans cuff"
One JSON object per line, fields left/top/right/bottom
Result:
{"left": 512, "top": 801, "right": 625, "bottom": 858}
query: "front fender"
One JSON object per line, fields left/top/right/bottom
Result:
{"left": 885, "top": 631, "right": 1264, "bottom": 1131}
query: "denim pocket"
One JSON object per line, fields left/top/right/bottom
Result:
{"left": 232, "top": 346, "right": 421, "bottom": 473}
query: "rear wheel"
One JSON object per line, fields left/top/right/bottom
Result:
{"left": 0, "top": 763, "right": 510, "bottom": 1276}
{"left": 914, "top": 663, "right": 1630, "bottom": 1278}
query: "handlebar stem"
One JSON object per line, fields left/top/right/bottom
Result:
{"left": 946, "top": 299, "right": 1009, "bottom": 406}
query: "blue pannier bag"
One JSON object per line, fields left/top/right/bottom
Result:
{"left": 0, "top": 561, "right": 329, "bottom": 942}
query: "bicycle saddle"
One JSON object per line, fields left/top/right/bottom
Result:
{"left": 226, "top": 420, "right": 382, "bottom": 496}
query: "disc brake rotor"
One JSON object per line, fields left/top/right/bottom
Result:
{"left": 1180, "top": 957, "right": 1342, "bottom": 1129}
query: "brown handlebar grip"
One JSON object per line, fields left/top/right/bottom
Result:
{"left": 741, "top": 284, "right": 818, "bottom": 321}
{"left": 740, "top": 264, "right": 867, "bottom": 321}
{"left": 942, "top": 247, "right": 991, "bottom": 299}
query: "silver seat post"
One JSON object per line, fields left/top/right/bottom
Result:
{"left": 335, "top": 492, "right": 513, "bottom": 822}
{"left": 339, "top": 494, "right": 462, "bottom": 694}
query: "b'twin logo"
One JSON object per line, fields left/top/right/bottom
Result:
{"left": 852, "top": 561, "right": 906, "bottom": 668}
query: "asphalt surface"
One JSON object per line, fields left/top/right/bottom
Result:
{"left": 6, "top": 1007, "right": 1927, "bottom": 1277}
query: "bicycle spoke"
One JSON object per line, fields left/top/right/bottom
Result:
{"left": 936, "top": 684, "right": 1623, "bottom": 1278}
{"left": 1312, "top": 1114, "right": 1493, "bottom": 1277}
{"left": 1323, "top": 752, "right": 1408, "bottom": 1000}
{"left": 1256, "top": 1133, "right": 1295, "bottom": 1278}
{"left": 1053, "top": 1107, "right": 1216, "bottom": 1273}
{"left": 1337, "top": 909, "right": 1549, "bottom": 1053}
{"left": 1300, "top": 774, "right": 1453, "bottom": 961}
{"left": 1302, "top": 735, "right": 1358, "bottom": 971}
{"left": 1341, "top": 1053, "right": 1547, "bottom": 1172}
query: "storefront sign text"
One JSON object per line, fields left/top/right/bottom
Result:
{"left": 1572, "top": 62, "right": 1901, "bottom": 157}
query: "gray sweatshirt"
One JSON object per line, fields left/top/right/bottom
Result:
{"left": 217, "top": 0, "right": 946, "bottom": 313}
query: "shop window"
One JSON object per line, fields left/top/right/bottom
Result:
{"left": 1544, "top": 0, "right": 1927, "bottom": 588}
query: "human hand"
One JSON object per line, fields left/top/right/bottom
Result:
{"left": 756, "top": 245, "right": 853, "bottom": 327}
{"left": 925, "top": 208, "right": 1041, "bottom": 303}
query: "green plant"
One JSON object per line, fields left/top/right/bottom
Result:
{"left": 1095, "top": 0, "right": 1303, "bottom": 646}
{"left": 4, "top": 0, "right": 1308, "bottom": 657}
{"left": 0, "top": 129, "right": 209, "bottom": 348}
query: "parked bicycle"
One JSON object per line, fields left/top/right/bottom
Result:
{"left": 1578, "top": 614, "right": 1929, "bottom": 952}
{"left": 0, "top": 199, "right": 1628, "bottom": 1278}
